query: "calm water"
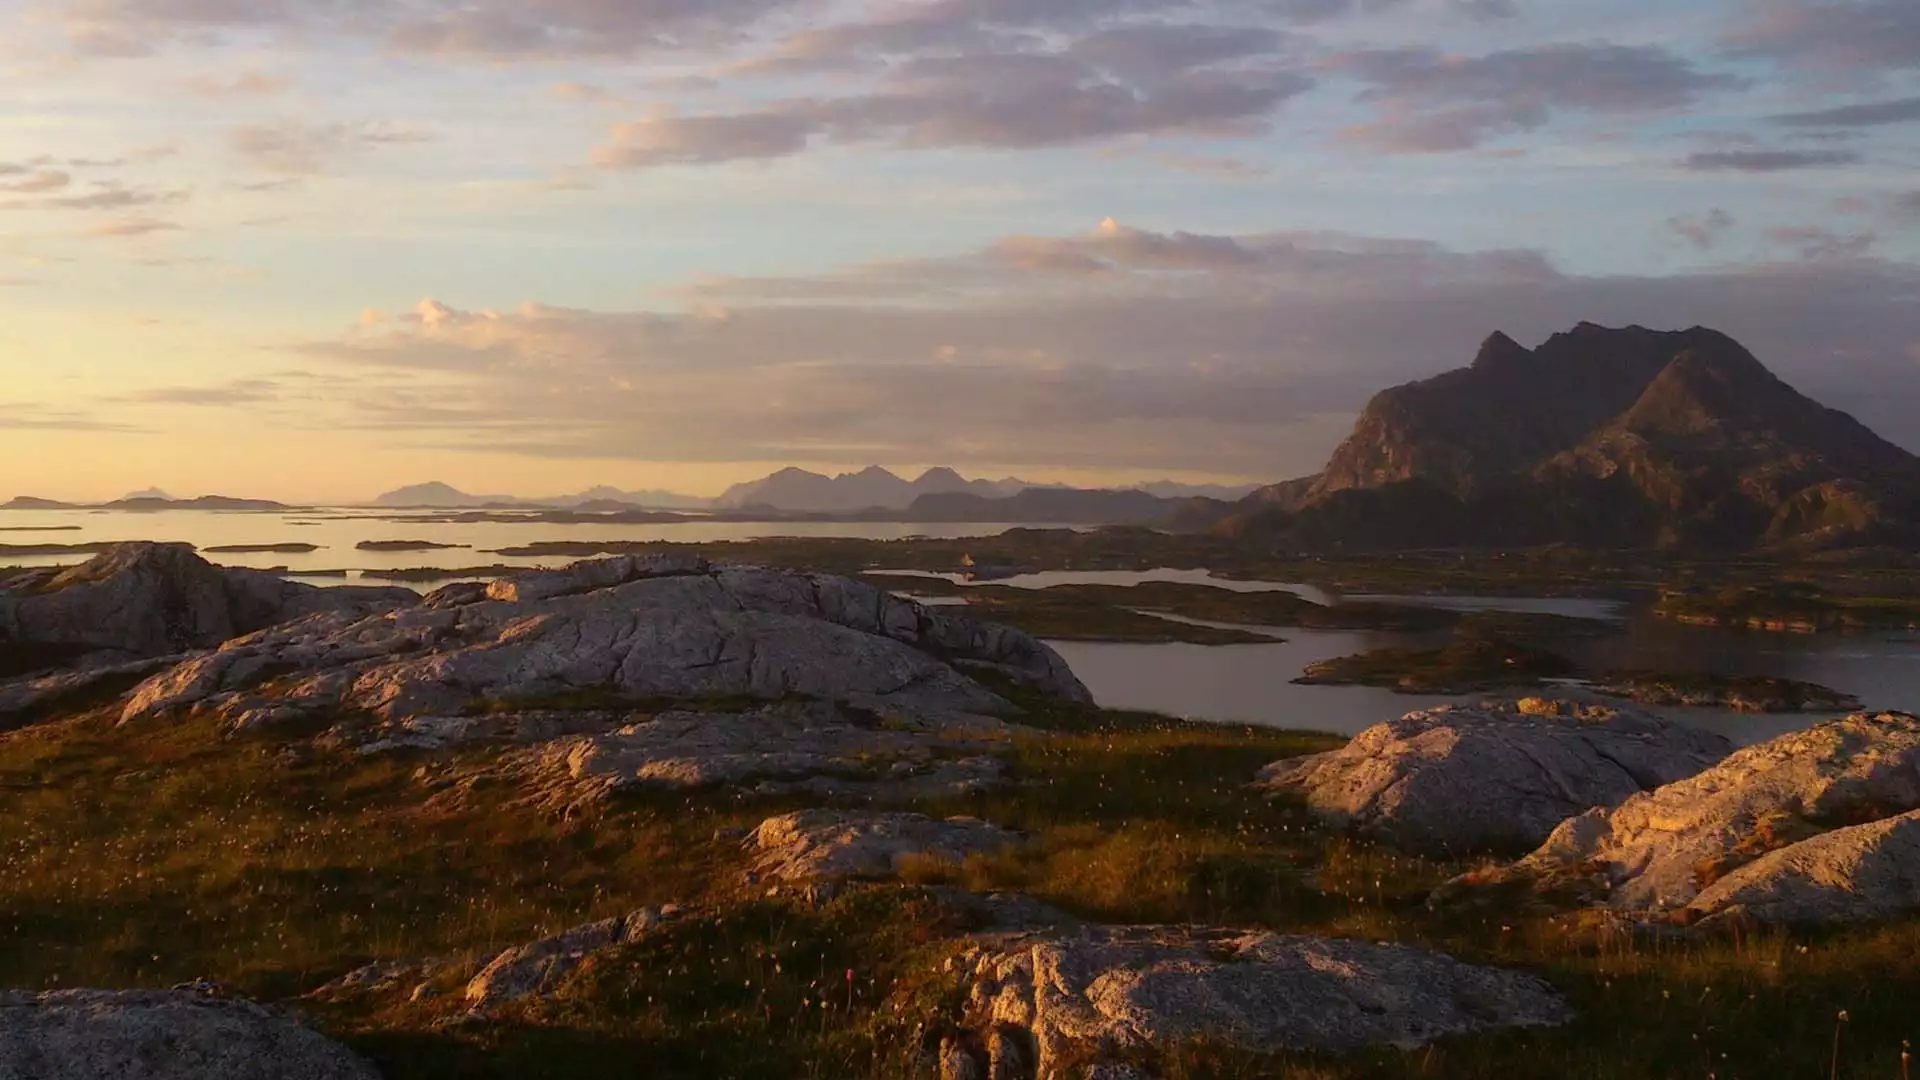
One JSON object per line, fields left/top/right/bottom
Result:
{"left": 869, "top": 567, "right": 1336, "bottom": 604}
{"left": 1002, "top": 572, "right": 1920, "bottom": 746}
{"left": 0, "top": 508, "right": 1050, "bottom": 579}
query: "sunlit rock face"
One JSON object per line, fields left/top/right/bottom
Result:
{"left": 117, "top": 554, "right": 1090, "bottom": 731}
{"left": 1468, "top": 711, "right": 1920, "bottom": 924}
{"left": 0, "top": 543, "right": 415, "bottom": 658}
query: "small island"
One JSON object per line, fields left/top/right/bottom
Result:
{"left": 1657, "top": 583, "right": 1920, "bottom": 634}
{"left": 1590, "top": 672, "right": 1862, "bottom": 714}
{"left": 356, "top": 540, "right": 474, "bottom": 552}
{"left": 1294, "top": 636, "right": 1577, "bottom": 694}
{"left": 204, "top": 543, "right": 324, "bottom": 555}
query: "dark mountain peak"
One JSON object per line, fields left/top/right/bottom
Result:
{"left": 915, "top": 467, "right": 966, "bottom": 484}
{"left": 1471, "top": 331, "right": 1531, "bottom": 371}
{"left": 1277, "top": 322, "right": 1920, "bottom": 552}
{"left": 849, "top": 465, "right": 898, "bottom": 480}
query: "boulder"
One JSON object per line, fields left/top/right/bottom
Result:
{"left": 1257, "top": 698, "right": 1731, "bottom": 856}
{"left": 1686, "top": 809, "right": 1920, "bottom": 925}
{"left": 0, "top": 543, "right": 414, "bottom": 658}
{"left": 960, "top": 926, "right": 1569, "bottom": 1076}
{"left": 1471, "top": 712, "right": 1920, "bottom": 918}
{"left": 466, "top": 908, "right": 666, "bottom": 1011}
{"left": 119, "top": 559, "right": 1089, "bottom": 731}
{"left": 749, "top": 810, "right": 1022, "bottom": 881}
{"left": 506, "top": 702, "right": 1019, "bottom": 806}
{"left": 0, "top": 654, "right": 186, "bottom": 725}
{"left": 0, "top": 988, "right": 379, "bottom": 1079}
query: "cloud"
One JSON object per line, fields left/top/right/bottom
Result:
{"left": 595, "top": 113, "right": 819, "bottom": 167}
{"left": 1772, "top": 95, "right": 1920, "bottom": 128}
{"left": 1329, "top": 44, "right": 1742, "bottom": 151}
{"left": 230, "top": 121, "right": 432, "bottom": 174}
{"left": 1682, "top": 148, "right": 1861, "bottom": 171}
{"left": 123, "top": 378, "right": 282, "bottom": 405}
{"left": 1669, "top": 208, "right": 1736, "bottom": 249}
{"left": 83, "top": 217, "right": 181, "bottom": 237}
{"left": 183, "top": 71, "right": 291, "bottom": 99}
{"left": 1250, "top": 0, "right": 1515, "bottom": 22}
{"left": 40, "top": 183, "right": 189, "bottom": 211}
{"left": 598, "top": 47, "right": 1312, "bottom": 166}
{"left": 1767, "top": 225, "right": 1876, "bottom": 260}
{"left": 0, "top": 404, "right": 141, "bottom": 432}
{"left": 288, "top": 223, "right": 1920, "bottom": 475}
{"left": 551, "top": 82, "right": 615, "bottom": 103}
{"left": 1728, "top": 0, "right": 1920, "bottom": 72}
{"left": 0, "top": 171, "right": 72, "bottom": 194}
{"left": 58, "top": 0, "right": 816, "bottom": 61}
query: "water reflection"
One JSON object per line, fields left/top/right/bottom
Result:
{"left": 1052, "top": 608, "right": 1920, "bottom": 747}
{"left": 0, "top": 508, "right": 1049, "bottom": 576}
{"left": 867, "top": 567, "right": 1334, "bottom": 603}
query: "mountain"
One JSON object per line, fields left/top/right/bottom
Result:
{"left": 1, "top": 496, "right": 75, "bottom": 510}
{"left": 374, "top": 482, "right": 487, "bottom": 508}
{"left": 1127, "top": 480, "right": 1263, "bottom": 501}
{"left": 121, "top": 488, "right": 177, "bottom": 502}
{"left": 1217, "top": 323, "right": 1920, "bottom": 552}
{"left": 715, "top": 467, "right": 1012, "bottom": 512}
{"left": 897, "top": 488, "right": 1177, "bottom": 525}
{"left": 1311, "top": 324, "right": 1712, "bottom": 501}
{"left": 107, "top": 496, "right": 295, "bottom": 512}
{"left": 372, "top": 482, "right": 708, "bottom": 510}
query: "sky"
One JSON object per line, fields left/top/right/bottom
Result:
{"left": 0, "top": 0, "right": 1917, "bottom": 503}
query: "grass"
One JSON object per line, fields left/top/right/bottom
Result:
{"left": 2, "top": 690, "right": 1919, "bottom": 1079}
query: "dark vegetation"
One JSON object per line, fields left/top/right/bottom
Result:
{"left": 1656, "top": 582, "right": 1920, "bottom": 633}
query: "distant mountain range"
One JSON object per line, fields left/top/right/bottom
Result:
{"left": 371, "top": 482, "right": 709, "bottom": 511}
{"left": 373, "top": 470, "right": 1259, "bottom": 513}
{"left": 1, "top": 495, "right": 296, "bottom": 512}
{"left": 1195, "top": 323, "right": 1920, "bottom": 553}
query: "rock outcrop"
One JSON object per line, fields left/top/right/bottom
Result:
{"left": 117, "top": 556, "right": 1089, "bottom": 732}
{"left": 1682, "top": 808, "right": 1920, "bottom": 924}
{"left": 956, "top": 926, "right": 1570, "bottom": 1077}
{"left": 0, "top": 988, "right": 379, "bottom": 1079}
{"left": 749, "top": 811, "right": 1022, "bottom": 881}
{"left": 0, "top": 654, "right": 186, "bottom": 725}
{"left": 466, "top": 908, "right": 669, "bottom": 1011}
{"left": 1258, "top": 698, "right": 1731, "bottom": 856}
{"left": 1468, "top": 712, "right": 1920, "bottom": 921}
{"left": 499, "top": 702, "right": 1018, "bottom": 807}
{"left": 0, "top": 543, "right": 414, "bottom": 658}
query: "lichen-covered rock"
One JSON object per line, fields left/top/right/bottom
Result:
{"left": 962, "top": 926, "right": 1569, "bottom": 1075}
{"left": 0, "top": 543, "right": 413, "bottom": 657}
{"left": 465, "top": 908, "right": 667, "bottom": 1011}
{"left": 749, "top": 810, "right": 1021, "bottom": 881}
{"left": 1686, "top": 808, "right": 1920, "bottom": 925}
{"left": 119, "top": 559, "right": 1088, "bottom": 731}
{"left": 0, "top": 988, "right": 380, "bottom": 1079}
{"left": 1258, "top": 697, "right": 1730, "bottom": 856}
{"left": 1472, "top": 712, "right": 1920, "bottom": 917}
{"left": 0, "top": 654, "right": 187, "bottom": 723}
{"left": 496, "top": 701, "right": 1020, "bottom": 806}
